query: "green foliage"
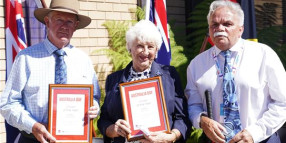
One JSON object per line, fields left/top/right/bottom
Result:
{"left": 186, "top": 127, "right": 203, "bottom": 143}
{"left": 93, "top": 115, "right": 102, "bottom": 137}
{"left": 255, "top": 3, "right": 286, "bottom": 69}
{"left": 93, "top": 7, "right": 146, "bottom": 71}
{"left": 95, "top": 6, "right": 188, "bottom": 76}
{"left": 185, "top": 0, "right": 213, "bottom": 63}
{"left": 98, "top": 21, "right": 132, "bottom": 71}
{"left": 256, "top": 26, "right": 286, "bottom": 69}
{"left": 135, "top": 6, "right": 145, "bottom": 21}
{"left": 93, "top": 89, "right": 106, "bottom": 138}
{"left": 169, "top": 27, "right": 188, "bottom": 86}
{"left": 255, "top": 3, "right": 278, "bottom": 30}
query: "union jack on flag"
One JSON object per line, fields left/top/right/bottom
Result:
{"left": 147, "top": 0, "right": 171, "bottom": 65}
{"left": 4, "top": 0, "right": 46, "bottom": 142}
{"left": 5, "top": 0, "right": 27, "bottom": 78}
{"left": 5, "top": 0, "right": 28, "bottom": 142}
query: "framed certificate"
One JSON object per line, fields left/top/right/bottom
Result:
{"left": 48, "top": 84, "right": 93, "bottom": 143}
{"left": 119, "top": 76, "right": 170, "bottom": 141}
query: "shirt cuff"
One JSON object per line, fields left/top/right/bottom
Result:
{"left": 93, "top": 101, "right": 100, "bottom": 115}
{"left": 24, "top": 117, "right": 37, "bottom": 134}
{"left": 193, "top": 112, "right": 208, "bottom": 129}
{"left": 245, "top": 125, "right": 264, "bottom": 143}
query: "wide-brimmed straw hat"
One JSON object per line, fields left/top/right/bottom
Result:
{"left": 34, "top": 0, "right": 91, "bottom": 29}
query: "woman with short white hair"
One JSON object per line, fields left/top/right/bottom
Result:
{"left": 98, "top": 20, "right": 190, "bottom": 143}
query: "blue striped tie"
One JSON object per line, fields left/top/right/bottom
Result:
{"left": 222, "top": 50, "right": 242, "bottom": 142}
{"left": 54, "top": 49, "right": 67, "bottom": 84}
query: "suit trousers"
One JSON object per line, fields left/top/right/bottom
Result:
{"left": 19, "top": 131, "right": 40, "bottom": 143}
{"left": 260, "top": 132, "right": 280, "bottom": 143}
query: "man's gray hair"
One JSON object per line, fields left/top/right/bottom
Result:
{"left": 207, "top": 0, "right": 244, "bottom": 26}
{"left": 125, "top": 20, "right": 162, "bottom": 52}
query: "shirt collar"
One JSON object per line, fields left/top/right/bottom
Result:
{"left": 120, "top": 61, "right": 163, "bottom": 83}
{"left": 44, "top": 38, "right": 73, "bottom": 56}
{"left": 128, "top": 66, "right": 151, "bottom": 82}
{"left": 130, "top": 66, "right": 151, "bottom": 75}
{"left": 213, "top": 38, "right": 243, "bottom": 56}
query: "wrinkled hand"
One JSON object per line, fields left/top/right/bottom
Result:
{"left": 106, "top": 119, "right": 131, "bottom": 138}
{"left": 229, "top": 129, "right": 254, "bottom": 143}
{"left": 32, "top": 122, "right": 56, "bottom": 143}
{"left": 139, "top": 131, "right": 176, "bottom": 143}
{"left": 114, "top": 119, "right": 131, "bottom": 137}
{"left": 88, "top": 105, "right": 99, "bottom": 119}
{"left": 200, "top": 116, "right": 226, "bottom": 143}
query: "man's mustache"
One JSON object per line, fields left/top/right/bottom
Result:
{"left": 214, "top": 32, "right": 228, "bottom": 37}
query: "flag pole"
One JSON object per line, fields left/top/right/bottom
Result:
{"left": 145, "top": 0, "right": 150, "bottom": 20}
{"left": 199, "top": 33, "right": 209, "bottom": 53}
{"left": 40, "top": 0, "right": 47, "bottom": 8}
{"left": 34, "top": 0, "right": 47, "bottom": 8}
{"left": 41, "top": 0, "right": 47, "bottom": 8}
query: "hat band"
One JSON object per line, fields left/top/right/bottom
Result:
{"left": 51, "top": 6, "right": 78, "bottom": 14}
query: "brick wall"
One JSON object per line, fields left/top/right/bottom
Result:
{"left": 71, "top": 0, "right": 137, "bottom": 89}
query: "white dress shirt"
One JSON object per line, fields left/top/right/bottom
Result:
{"left": 185, "top": 38, "right": 286, "bottom": 142}
{"left": 0, "top": 39, "right": 101, "bottom": 134}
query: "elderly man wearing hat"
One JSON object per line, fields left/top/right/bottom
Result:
{"left": 0, "top": 0, "right": 101, "bottom": 142}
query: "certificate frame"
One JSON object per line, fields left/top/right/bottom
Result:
{"left": 48, "top": 84, "right": 93, "bottom": 143}
{"left": 119, "top": 76, "right": 170, "bottom": 141}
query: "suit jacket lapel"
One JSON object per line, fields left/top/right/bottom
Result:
{"left": 119, "top": 62, "right": 132, "bottom": 83}
{"left": 150, "top": 62, "right": 163, "bottom": 77}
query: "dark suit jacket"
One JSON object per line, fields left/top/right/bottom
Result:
{"left": 98, "top": 61, "right": 190, "bottom": 143}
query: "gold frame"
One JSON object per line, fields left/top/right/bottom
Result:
{"left": 119, "top": 76, "right": 170, "bottom": 141}
{"left": 48, "top": 84, "right": 93, "bottom": 143}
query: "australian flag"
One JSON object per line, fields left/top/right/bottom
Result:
{"left": 4, "top": 0, "right": 45, "bottom": 142}
{"left": 5, "top": 0, "right": 27, "bottom": 78}
{"left": 147, "top": 0, "right": 171, "bottom": 65}
{"left": 5, "top": 0, "right": 27, "bottom": 142}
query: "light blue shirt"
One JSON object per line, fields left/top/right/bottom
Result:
{"left": 0, "top": 39, "right": 101, "bottom": 134}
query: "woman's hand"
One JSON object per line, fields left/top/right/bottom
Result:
{"left": 106, "top": 119, "right": 131, "bottom": 138}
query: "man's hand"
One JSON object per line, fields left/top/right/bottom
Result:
{"left": 229, "top": 129, "right": 254, "bottom": 143}
{"left": 88, "top": 105, "right": 99, "bottom": 119}
{"left": 200, "top": 116, "right": 226, "bottom": 143}
{"left": 32, "top": 122, "right": 56, "bottom": 143}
